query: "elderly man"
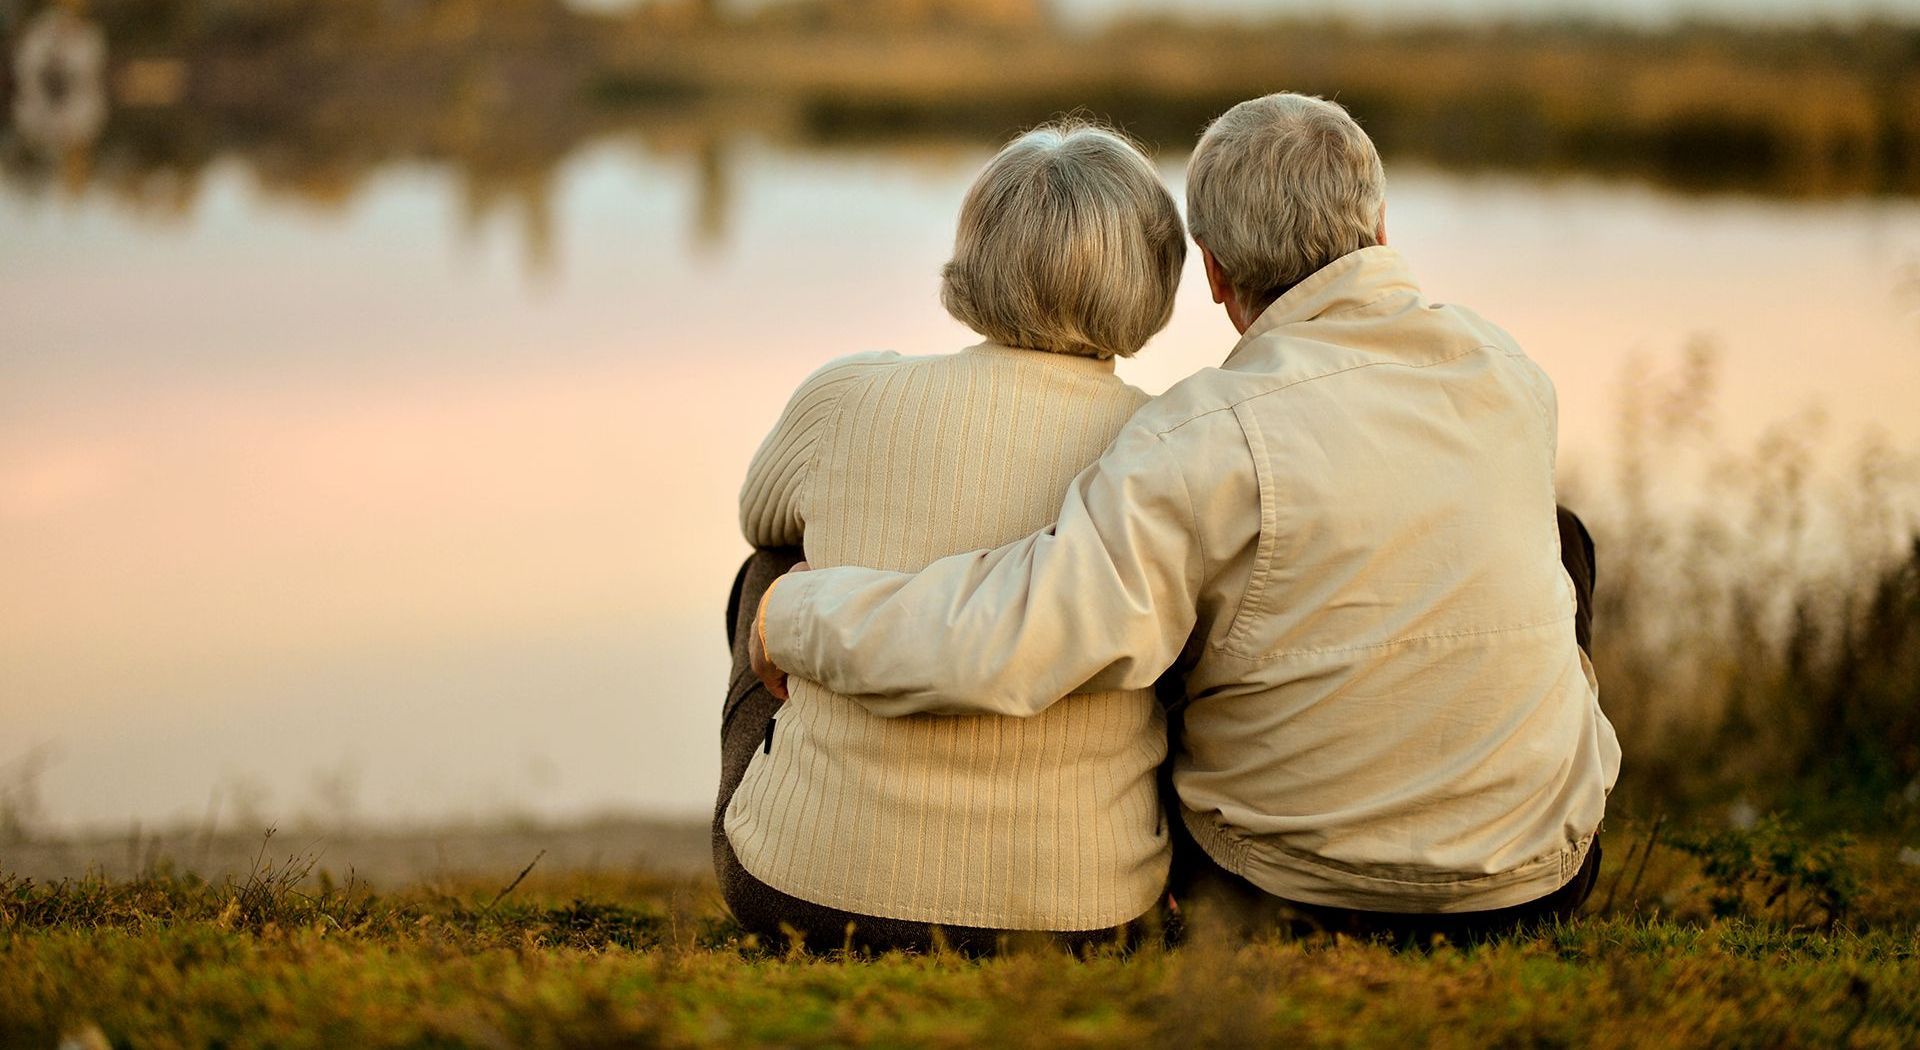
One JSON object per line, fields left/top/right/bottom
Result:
{"left": 752, "top": 93, "right": 1620, "bottom": 941}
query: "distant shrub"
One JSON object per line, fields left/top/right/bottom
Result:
{"left": 1668, "top": 815, "right": 1861, "bottom": 928}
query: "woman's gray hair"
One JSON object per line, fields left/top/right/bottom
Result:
{"left": 1186, "top": 93, "right": 1386, "bottom": 312}
{"left": 941, "top": 121, "right": 1186, "bottom": 359}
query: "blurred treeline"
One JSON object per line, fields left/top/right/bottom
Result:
{"left": 4, "top": 0, "right": 1919, "bottom": 219}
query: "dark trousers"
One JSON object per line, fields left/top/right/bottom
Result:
{"left": 1163, "top": 506, "right": 1604, "bottom": 944}
{"left": 715, "top": 547, "right": 1139, "bottom": 955}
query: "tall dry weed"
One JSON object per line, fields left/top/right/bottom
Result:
{"left": 1569, "top": 344, "right": 1920, "bottom": 826}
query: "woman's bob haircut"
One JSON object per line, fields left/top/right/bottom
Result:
{"left": 941, "top": 120, "right": 1186, "bottom": 360}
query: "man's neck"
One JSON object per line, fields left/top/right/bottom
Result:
{"left": 1227, "top": 290, "right": 1280, "bottom": 335}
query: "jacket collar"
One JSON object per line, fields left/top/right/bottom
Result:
{"left": 1223, "top": 245, "right": 1420, "bottom": 369}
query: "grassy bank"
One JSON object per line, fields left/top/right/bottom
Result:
{"left": 5, "top": 820, "right": 1919, "bottom": 1048}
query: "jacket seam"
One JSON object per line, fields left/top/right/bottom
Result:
{"left": 1494, "top": 348, "right": 1572, "bottom": 612}
{"left": 1500, "top": 345, "right": 1555, "bottom": 432}
{"left": 1149, "top": 343, "right": 1500, "bottom": 439}
{"left": 1215, "top": 608, "right": 1575, "bottom": 662}
{"left": 1153, "top": 431, "right": 1209, "bottom": 585}
{"left": 1223, "top": 402, "right": 1280, "bottom": 655}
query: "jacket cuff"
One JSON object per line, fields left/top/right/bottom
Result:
{"left": 760, "top": 569, "right": 815, "bottom": 681}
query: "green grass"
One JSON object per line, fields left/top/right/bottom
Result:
{"left": 6, "top": 824, "right": 1920, "bottom": 1048}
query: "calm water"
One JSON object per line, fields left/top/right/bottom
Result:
{"left": 4, "top": 134, "right": 1919, "bottom": 832}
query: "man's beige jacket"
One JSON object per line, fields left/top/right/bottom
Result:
{"left": 765, "top": 246, "right": 1622, "bottom": 912}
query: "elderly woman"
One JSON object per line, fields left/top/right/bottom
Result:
{"left": 714, "top": 122, "right": 1186, "bottom": 953}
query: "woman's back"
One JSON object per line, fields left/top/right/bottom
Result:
{"left": 727, "top": 343, "right": 1169, "bottom": 931}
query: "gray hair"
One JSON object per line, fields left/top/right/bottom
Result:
{"left": 1186, "top": 93, "right": 1386, "bottom": 312}
{"left": 941, "top": 121, "right": 1186, "bottom": 359}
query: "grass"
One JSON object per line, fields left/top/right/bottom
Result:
{"left": 5, "top": 822, "right": 1920, "bottom": 1048}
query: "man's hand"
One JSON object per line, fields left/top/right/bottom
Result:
{"left": 750, "top": 561, "right": 809, "bottom": 700}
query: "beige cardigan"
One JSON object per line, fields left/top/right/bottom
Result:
{"left": 765, "top": 248, "right": 1620, "bottom": 913}
{"left": 727, "top": 343, "right": 1170, "bottom": 931}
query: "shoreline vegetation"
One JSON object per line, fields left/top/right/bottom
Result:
{"left": 0, "top": 814, "right": 715, "bottom": 887}
{"left": 4, "top": 0, "right": 1918, "bottom": 238}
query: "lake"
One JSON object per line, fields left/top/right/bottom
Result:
{"left": 4, "top": 127, "right": 1919, "bottom": 833}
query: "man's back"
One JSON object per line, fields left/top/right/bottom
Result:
{"left": 1138, "top": 245, "right": 1620, "bottom": 911}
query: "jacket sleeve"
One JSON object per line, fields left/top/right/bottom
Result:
{"left": 761, "top": 421, "right": 1206, "bottom": 717}
{"left": 739, "top": 353, "right": 894, "bottom": 548}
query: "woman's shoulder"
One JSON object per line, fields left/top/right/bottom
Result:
{"left": 958, "top": 349, "right": 1153, "bottom": 423}
{"left": 787, "top": 347, "right": 1048, "bottom": 410}
{"left": 798, "top": 349, "right": 905, "bottom": 387}
{"left": 779, "top": 350, "right": 906, "bottom": 410}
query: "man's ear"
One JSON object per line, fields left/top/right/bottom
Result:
{"left": 1199, "top": 243, "right": 1228, "bottom": 305}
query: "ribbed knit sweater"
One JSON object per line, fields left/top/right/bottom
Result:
{"left": 726, "top": 342, "right": 1170, "bottom": 931}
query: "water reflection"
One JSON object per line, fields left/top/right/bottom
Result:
{"left": 3, "top": 4, "right": 1919, "bottom": 835}
{"left": 5, "top": 0, "right": 1919, "bottom": 280}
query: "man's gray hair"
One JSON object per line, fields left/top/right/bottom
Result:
{"left": 1186, "top": 93, "right": 1386, "bottom": 312}
{"left": 942, "top": 121, "right": 1185, "bottom": 360}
